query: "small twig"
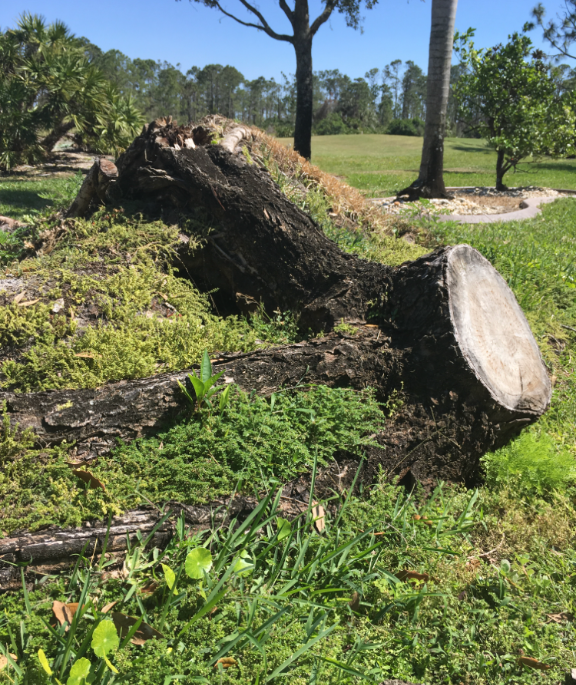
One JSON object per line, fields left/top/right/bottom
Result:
{"left": 467, "top": 533, "right": 505, "bottom": 559}
{"left": 561, "top": 323, "right": 576, "bottom": 334}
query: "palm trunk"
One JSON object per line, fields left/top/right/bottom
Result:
{"left": 40, "top": 120, "right": 76, "bottom": 152}
{"left": 293, "top": 35, "right": 313, "bottom": 159}
{"left": 398, "top": 0, "right": 458, "bottom": 200}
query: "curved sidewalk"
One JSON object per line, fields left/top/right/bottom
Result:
{"left": 438, "top": 188, "right": 576, "bottom": 224}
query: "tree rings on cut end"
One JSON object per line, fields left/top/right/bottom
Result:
{"left": 447, "top": 245, "right": 551, "bottom": 415}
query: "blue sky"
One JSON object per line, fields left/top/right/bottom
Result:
{"left": 0, "top": 1, "right": 570, "bottom": 80}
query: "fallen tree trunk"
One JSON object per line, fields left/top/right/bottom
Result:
{"left": 3, "top": 119, "right": 553, "bottom": 480}
{"left": 0, "top": 246, "right": 551, "bottom": 477}
{"left": 0, "top": 118, "right": 552, "bottom": 587}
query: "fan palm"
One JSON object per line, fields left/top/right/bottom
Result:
{"left": 0, "top": 13, "right": 143, "bottom": 169}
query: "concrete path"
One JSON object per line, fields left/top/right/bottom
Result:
{"left": 439, "top": 195, "right": 568, "bottom": 224}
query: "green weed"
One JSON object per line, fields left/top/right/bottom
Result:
{"left": 483, "top": 431, "right": 576, "bottom": 495}
{"left": 2, "top": 476, "right": 575, "bottom": 685}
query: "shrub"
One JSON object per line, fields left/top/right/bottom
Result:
{"left": 386, "top": 118, "right": 425, "bottom": 137}
{"left": 313, "top": 112, "right": 350, "bottom": 136}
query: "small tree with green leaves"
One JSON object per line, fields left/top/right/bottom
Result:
{"left": 454, "top": 31, "right": 576, "bottom": 190}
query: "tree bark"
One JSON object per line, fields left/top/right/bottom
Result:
{"left": 40, "top": 120, "right": 76, "bottom": 153}
{"left": 496, "top": 149, "right": 509, "bottom": 191}
{"left": 397, "top": 0, "right": 458, "bottom": 200}
{"left": 293, "top": 35, "right": 314, "bottom": 159}
{"left": 60, "top": 120, "right": 552, "bottom": 463}
{"left": 66, "top": 157, "right": 119, "bottom": 218}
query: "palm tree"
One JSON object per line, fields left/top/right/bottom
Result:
{"left": 0, "top": 13, "right": 143, "bottom": 169}
{"left": 397, "top": 0, "right": 459, "bottom": 200}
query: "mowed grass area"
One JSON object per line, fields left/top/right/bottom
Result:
{"left": 278, "top": 135, "right": 576, "bottom": 196}
{"left": 0, "top": 174, "right": 78, "bottom": 221}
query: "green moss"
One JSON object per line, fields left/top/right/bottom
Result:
{"left": 0, "top": 210, "right": 291, "bottom": 391}
{"left": 0, "top": 385, "right": 383, "bottom": 535}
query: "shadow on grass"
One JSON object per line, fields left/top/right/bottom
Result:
{"left": 527, "top": 161, "right": 576, "bottom": 173}
{"left": 449, "top": 144, "right": 493, "bottom": 153}
{"left": 0, "top": 187, "right": 50, "bottom": 214}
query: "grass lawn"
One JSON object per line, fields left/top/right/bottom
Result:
{"left": 0, "top": 173, "right": 80, "bottom": 222}
{"left": 278, "top": 135, "right": 576, "bottom": 196}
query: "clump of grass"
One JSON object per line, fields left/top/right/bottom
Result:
{"left": 3, "top": 475, "right": 575, "bottom": 685}
{"left": 483, "top": 430, "right": 576, "bottom": 495}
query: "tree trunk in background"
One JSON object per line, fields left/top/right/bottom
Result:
{"left": 496, "top": 149, "right": 509, "bottom": 191}
{"left": 397, "top": 0, "right": 459, "bottom": 200}
{"left": 40, "top": 120, "right": 76, "bottom": 152}
{"left": 293, "top": 36, "right": 314, "bottom": 159}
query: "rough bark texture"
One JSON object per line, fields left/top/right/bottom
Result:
{"left": 66, "top": 157, "right": 118, "bottom": 218}
{"left": 397, "top": 0, "right": 458, "bottom": 200}
{"left": 294, "top": 35, "right": 314, "bottom": 160}
{"left": 113, "top": 118, "right": 387, "bottom": 332}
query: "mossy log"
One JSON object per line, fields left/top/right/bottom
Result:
{"left": 0, "top": 119, "right": 552, "bottom": 588}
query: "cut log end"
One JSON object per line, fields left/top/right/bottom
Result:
{"left": 447, "top": 245, "right": 551, "bottom": 415}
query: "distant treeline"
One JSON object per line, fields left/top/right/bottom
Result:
{"left": 81, "top": 41, "right": 433, "bottom": 136}
{"left": 83, "top": 40, "right": 576, "bottom": 138}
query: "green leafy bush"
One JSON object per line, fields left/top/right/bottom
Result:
{"left": 386, "top": 118, "right": 425, "bottom": 137}
{"left": 483, "top": 431, "right": 576, "bottom": 494}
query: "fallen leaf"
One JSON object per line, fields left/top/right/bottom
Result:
{"left": 457, "top": 590, "right": 467, "bottom": 601}
{"left": 311, "top": 501, "right": 325, "bottom": 533}
{"left": 465, "top": 558, "right": 481, "bottom": 572}
{"left": 13, "top": 292, "right": 25, "bottom": 304}
{"left": 413, "top": 514, "right": 433, "bottom": 526}
{"left": 518, "top": 657, "right": 552, "bottom": 671}
{"left": 396, "top": 570, "right": 429, "bottom": 583}
{"left": 72, "top": 469, "right": 106, "bottom": 492}
{"left": 139, "top": 580, "right": 159, "bottom": 595}
{"left": 52, "top": 601, "right": 81, "bottom": 628}
{"left": 23, "top": 241, "right": 35, "bottom": 250}
{"left": 214, "top": 657, "right": 237, "bottom": 669}
{"left": 18, "top": 298, "right": 40, "bottom": 307}
{"left": 546, "top": 611, "right": 573, "bottom": 624}
{"left": 348, "top": 591, "right": 361, "bottom": 613}
{"left": 66, "top": 459, "right": 92, "bottom": 467}
{"left": 0, "top": 654, "right": 18, "bottom": 671}
{"left": 101, "top": 601, "right": 118, "bottom": 614}
{"left": 111, "top": 612, "right": 164, "bottom": 645}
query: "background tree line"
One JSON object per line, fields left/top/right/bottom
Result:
{"left": 83, "top": 39, "right": 457, "bottom": 138}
